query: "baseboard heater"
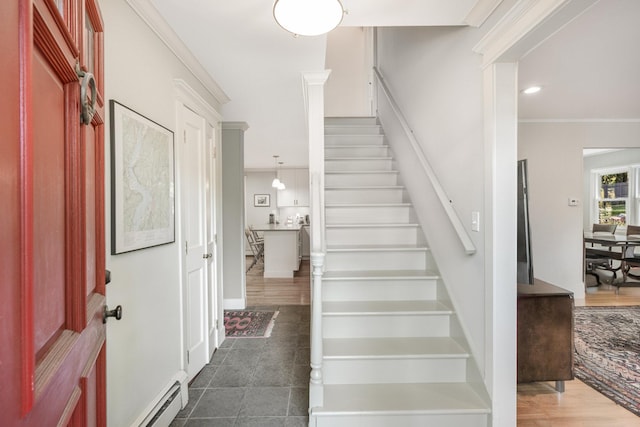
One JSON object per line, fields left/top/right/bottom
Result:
{"left": 140, "top": 381, "right": 182, "bottom": 427}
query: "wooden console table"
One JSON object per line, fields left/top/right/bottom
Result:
{"left": 517, "top": 279, "right": 574, "bottom": 392}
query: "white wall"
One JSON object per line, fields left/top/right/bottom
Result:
{"left": 245, "top": 171, "right": 278, "bottom": 230}
{"left": 325, "top": 27, "right": 371, "bottom": 117}
{"left": 519, "top": 122, "right": 640, "bottom": 299}
{"left": 102, "top": 0, "right": 222, "bottom": 425}
{"left": 375, "top": 25, "right": 488, "bottom": 369}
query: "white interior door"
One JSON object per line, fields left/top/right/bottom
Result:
{"left": 180, "top": 105, "right": 209, "bottom": 380}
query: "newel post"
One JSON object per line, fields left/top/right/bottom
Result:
{"left": 303, "top": 71, "right": 330, "bottom": 412}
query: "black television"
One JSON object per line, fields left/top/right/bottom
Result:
{"left": 517, "top": 159, "right": 534, "bottom": 284}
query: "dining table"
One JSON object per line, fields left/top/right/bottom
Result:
{"left": 584, "top": 232, "right": 640, "bottom": 289}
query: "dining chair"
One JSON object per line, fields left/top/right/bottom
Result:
{"left": 245, "top": 228, "right": 264, "bottom": 272}
{"left": 623, "top": 225, "right": 640, "bottom": 279}
{"left": 585, "top": 223, "right": 617, "bottom": 285}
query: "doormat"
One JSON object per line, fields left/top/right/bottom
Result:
{"left": 223, "top": 310, "right": 278, "bottom": 338}
{"left": 574, "top": 305, "right": 640, "bottom": 416}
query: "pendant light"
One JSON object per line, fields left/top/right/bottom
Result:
{"left": 271, "top": 155, "right": 281, "bottom": 188}
{"left": 273, "top": 0, "right": 344, "bottom": 37}
{"left": 277, "top": 161, "right": 286, "bottom": 190}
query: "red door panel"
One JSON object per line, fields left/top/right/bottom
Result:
{"left": 32, "top": 47, "right": 67, "bottom": 360}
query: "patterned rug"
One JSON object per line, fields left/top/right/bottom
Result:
{"left": 223, "top": 310, "right": 278, "bottom": 338}
{"left": 574, "top": 306, "right": 640, "bottom": 416}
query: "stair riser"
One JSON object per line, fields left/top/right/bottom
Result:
{"left": 326, "top": 159, "right": 393, "bottom": 171}
{"left": 325, "top": 205, "right": 412, "bottom": 223}
{"left": 326, "top": 135, "right": 385, "bottom": 146}
{"left": 314, "top": 414, "right": 488, "bottom": 427}
{"left": 326, "top": 227, "right": 421, "bottom": 246}
{"left": 323, "top": 358, "right": 467, "bottom": 384}
{"left": 325, "top": 125, "right": 382, "bottom": 135}
{"left": 323, "top": 314, "right": 450, "bottom": 338}
{"left": 325, "top": 173, "right": 399, "bottom": 187}
{"left": 325, "top": 146, "right": 389, "bottom": 157}
{"left": 325, "top": 117, "right": 378, "bottom": 126}
{"left": 325, "top": 189, "right": 405, "bottom": 204}
{"left": 322, "top": 279, "right": 437, "bottom": 302}
{"left": 326, "top": 251, "right": 432, "bottom": 271}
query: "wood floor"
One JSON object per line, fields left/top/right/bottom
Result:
{"left": 245, "top": 257, "right": 310, "bottom": 306}
{"left": 518, "top": 283, "right": 640, "bottom": 426}
{"left": 244, "top": 259, "right": 640, "bottom": 424}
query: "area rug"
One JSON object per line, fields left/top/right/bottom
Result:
{"left": 574, "top": 305, "right": 640, "bottom": 416}
{"left": 223, "top": 310, "right": 278, "bottom": 338}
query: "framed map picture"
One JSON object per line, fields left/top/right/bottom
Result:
{"left": 110, "top": 100, "right": 175, "bottom": 254}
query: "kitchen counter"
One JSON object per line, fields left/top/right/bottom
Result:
{"left": 252, "top": 223, "right": 303, "bottom": 278}
{"left": 252, "top": 223, "right": 304, "bottom": 232}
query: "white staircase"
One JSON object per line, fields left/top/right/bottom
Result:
{"left": 310, "top": 117, "right": 490, "bottom": 427}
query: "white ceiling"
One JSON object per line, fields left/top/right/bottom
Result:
{"left": 149, "top": 0, "right": 484, "bottom": 168}
{"left": 149, "top": 0, "right": 640, "bottom": 168}
{"left": 518, "top": 0, "right": 640, "bottom": 121}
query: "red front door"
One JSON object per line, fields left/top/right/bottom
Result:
{"left": 0, "top": 0, "right": 106, "bottom": 425}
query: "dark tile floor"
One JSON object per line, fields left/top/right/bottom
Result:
{"left": 170, "top": 305, "right": 311, "bottom": 427}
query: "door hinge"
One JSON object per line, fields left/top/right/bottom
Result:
{"left": 185, "top": 240, "right": 189, "bottom": 255}
{"left": 187, "top": 350, "right": 190, "bottom": 364}
{"left": 183, "top": 130, "right": 187, "bottom": 144}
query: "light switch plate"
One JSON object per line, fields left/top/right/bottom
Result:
{"left": 471, "top": 211, "right": 480, "bottom": 232}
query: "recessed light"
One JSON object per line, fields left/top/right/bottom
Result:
{"left": 522, "top": 86, "right": 541, "bottom": 95}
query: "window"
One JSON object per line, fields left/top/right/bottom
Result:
{"left": 591, "top": 167, "right": 640, "bottom": 229}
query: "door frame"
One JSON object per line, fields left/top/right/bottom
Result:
{"left": 174, "top": 80, "right": 224, "bottom": 367}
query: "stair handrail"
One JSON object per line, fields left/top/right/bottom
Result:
{"left": 373, "top": 67, "right": 477, "bottom": 255}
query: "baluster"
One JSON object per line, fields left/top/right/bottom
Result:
{"left": 309, "top": 252, "right": 325, "bottom": 408}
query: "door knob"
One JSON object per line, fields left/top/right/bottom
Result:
{"left": 103, "top": 305, "right": 122, "bottom": 323}
{"left": 203, "top": 253, "right": 212, "bottom": 259}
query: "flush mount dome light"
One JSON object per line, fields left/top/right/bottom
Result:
{"left": 522, "top": 86, "right": 542, "bottom": 95}
{"left": 273, "top": 0, "right": 344, "bottom": 36}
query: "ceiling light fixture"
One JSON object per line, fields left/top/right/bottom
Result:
{"left": 277, "top": 162, "right": 286, "bottom": 190}
{"left": 271, "top": 155, "right": 281, "bottom": 188}
{"left": 522, "top": 86, "right": 542, "bottom": 95}
{"left": 273, "top": 0, "right": 344, "bottom": 37}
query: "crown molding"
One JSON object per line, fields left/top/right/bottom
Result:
{"left": 464, "top": 0, "right": 504, "bottom": 27}
{"left": 174, "top": 79, "right": 222, "bottom": 124}
{"left": 125, "top": 0, "right": 230, "bottom": 106}
{"left": 473, "top": 0, "right": 597, "bottom": 67}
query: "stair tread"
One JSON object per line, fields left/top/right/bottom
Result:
{"left": 326, "top": 244, "right": 428, "bottom": 251}
{"left": 326, "top": 157, "right": 393, "bottom": 161}
{"left": 323, "top": 300, "right": 452, "bottom": 315}
{"left": 316, "top": 383, "right": 490, "bottom": 414}
{"left": 326, "top": 203, "right": 411, "bottom": 207}
{"left": 325, "top": 185, "right": 404, "bottom": 190}
{"left": 323, "top": 269, "right": 439, "bottom": 280}
{"left": 324, "top": 337, "right": 469, "bottom": 359}
{"left": 325, "top": 171, "right": 398, "bottom": 175}
{"left": 325, "top": 144, "right": 387, "bottom": 148}
{"left": 327, "top": 223, "right": 419, "bottom": 228}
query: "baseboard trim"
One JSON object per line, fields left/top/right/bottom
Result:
{"left": 223, "top": 298, "right": 246, "bottom": 310}
{"left": 134, "top": 371, "right": 188, "bottom": 427}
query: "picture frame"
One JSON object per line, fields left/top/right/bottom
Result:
{"left": 254, "top": 194, "right": 270, "bottom": 207}
{"left": 110, "top": 100, "right": 175, "bottom": 255}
